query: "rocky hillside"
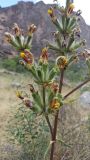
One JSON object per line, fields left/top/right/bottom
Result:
{"left": 0, "top": 1, "right": 90, "bottom": 57}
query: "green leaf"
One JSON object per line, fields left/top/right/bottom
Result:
{"left": 56, "top": 34, "right": 62, "bottom": 49}
{"left": 48, "top": 43, "right": 61, "bottom": 52}
{"left": 67, "top": 17, "right": 76, "bottom": 30}
{"left": 42, "top": 64, "right": 48, "bottom": 81}
{"left": 29, "top": 66, "right": 40, "bottom": 81}
{"left": 53, "top": 19, "right": 63, "bottom": 32}
{"left": 49, "top": 67, "right": 58, "bottom": 81}
{"left": 10, "top": 37, "right": 20, "bottom": 49}
{"left": 15, "top": 35, "right": 23, "bottom": 48}
{"left": 32, "top": 92, "right": 42, "bottom": 108}
{"left": 67, "top": 34, "right": 75, "bottom": 50}
{"left": 37, "top": 68, "right": 44, "bottom": 82}
{"left": 24, "top": 35, "right": 32, "bottom": 49}
{"left": 69, "top": 41, "right": 81, "bottom": 51}
{"left": 48, "top": 92, "right": 54, "bottom": 104}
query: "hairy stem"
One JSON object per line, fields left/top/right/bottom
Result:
{"left": 50, "top": 69, "right": 64, "bottom": 160}
{"left": 64, "top": 78, "right": 90, "bottom": 99}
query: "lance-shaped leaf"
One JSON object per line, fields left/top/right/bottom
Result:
{"left": 29, "top": 65, "right": 40, "bottom": 81}
{"left": 67, "top": 17, "right": 77, "bottom": 30}
{"left": 15, "top": 35, "right": 24, "bottom": 49}
{"left": 49, "top": 66, "right": 59, "bottom": 81}
{"left": 55, "top": 32, "right": 62, "bottom": 49}
{"left": 42, "top": 64, "right": 48, "bottom": 81}
{"left": 68, "top": 55, "right": 78, "bottom": 65}
{"left": 24, "top": 35, "right": 32, "bottom": 49}
{"left": 53, "top": 18, "right": 63, "bottom": 32}
{"left": 62, "top": 16, "right": 67, "bottom": 31}
{"left": 48, "top": 43, "right": 62, "bottom": 53}
{"left": 32, "top": 92, "right": 43, "bottom": 108}
{"left": 69, "top": 41, "right": 82, "bottom": 51}
{"left": 67, "top": 34, "right": 75, "bottom": 50}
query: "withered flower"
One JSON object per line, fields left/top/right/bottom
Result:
{"left": 28, "top": 24, "right": 37, "bottom": 35}
{"left": 23, "top": 97, "right": 33, "bottom": 108}
{"left": 56, "top": 56, "right": 68, "bottom": 69}
{"left": 39, "top": 47, "right": 48, "bottom": 64}
{"left": 50, "top": 98, "right": 60, "bottom": 109}
{"left": 13, "top": 23, "right": 21, "bottom": 36}
{"left": 4, "top": 32, "right": 13, "bottom": 43}
{"left": 29, "top": 84, "right": 35, "bottom": 93}
{"left": 51, "top": 82, "right": 59, "bottom": 93}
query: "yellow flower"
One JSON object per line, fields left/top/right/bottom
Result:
{"left": 20, "top": 52, "right": 26, "bottom": 58}
{"left": 16, "top": 91, "right": 24, "bottom": 99}
{"left": 48, "top": 7, "right": 54, "bottom": 17}
{"left": 20, "top": 50, "right": 34, "bottom": 66}
{"left": 69, "top": 3, "right": 75, "bottom": 10}
{"left": 56, "top": 56, "right": 68, "bottom": 69}
{"left": 50, "top": 98, "right": 60, "bottom": 109}
{"left": 67, "top": 3, "right": 75, "bottom": 15}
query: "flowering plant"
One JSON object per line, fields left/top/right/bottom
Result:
{"left": 5, "top": 0, "right": 90, "bottom": 159}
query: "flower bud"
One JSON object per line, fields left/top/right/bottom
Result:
{"left": 81, "top": 39, "right": 86, "bottom": 46}
{"left": 76, "top": 10, "right": 82, "bottom": 16}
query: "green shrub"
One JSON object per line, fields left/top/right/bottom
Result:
{"left": 8, "top": 106, "right": 50, "bottom": 160}
{"left": 1, "top": 56, "right": 29, "bottom": 73}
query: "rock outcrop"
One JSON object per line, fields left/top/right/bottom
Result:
{"left": 0, "top": 1, "right": 90, "bottom": 57}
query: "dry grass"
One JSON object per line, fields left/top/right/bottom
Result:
{"left": 0, "top": 70, "right": 32, "bottom": 159}
{"left": 0, "top": 69, "right": 89, "bottom": 160}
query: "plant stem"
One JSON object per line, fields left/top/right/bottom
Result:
{"left": 64, "top": 78, "right": 90, "bottom": 99}
{"left": 45, "top": 114, "right": 53, "bottom": 137}
{"left": 43, "top": 86, "right": 53, "bottom": 136}
{"left": 50, "top": 69, "right": 64, "bottom": 160}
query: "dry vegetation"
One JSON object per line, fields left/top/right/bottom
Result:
{"left": 0, "top": 69, "right": 33, "bottom": 159}
{"left": 0, "top": 69, "right": 90, "bottom": 160}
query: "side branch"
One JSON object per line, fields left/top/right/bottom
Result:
{"left": 64, "top": 78, "right": 90, "bottom": 99}
{"left": 45, "top": 114, "right": 53, "bottom": 137}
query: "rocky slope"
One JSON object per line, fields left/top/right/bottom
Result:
{"left": 0, "top": 1, "right": 90, "bottom": 57}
